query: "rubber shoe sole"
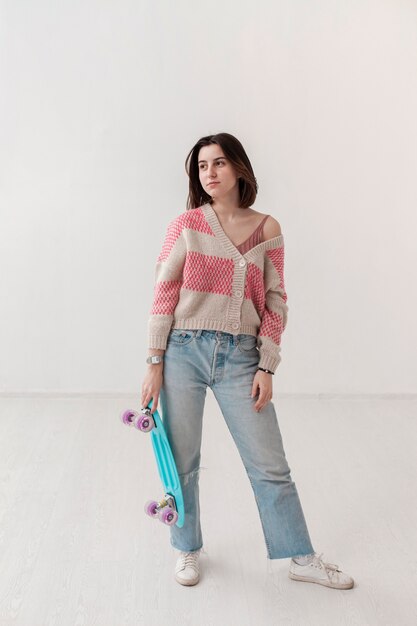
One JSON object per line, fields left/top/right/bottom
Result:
{"left": 175, "top": 570, "right": 200, "bottom": 586}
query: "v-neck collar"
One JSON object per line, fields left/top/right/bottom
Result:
{"left": 202, "top": 202, "right": 284, "bottom": 262}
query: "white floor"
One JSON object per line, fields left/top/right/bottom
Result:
{"left": 0, "top": 393, "right": 416, "bottom": 626}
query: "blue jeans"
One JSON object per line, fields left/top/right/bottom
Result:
{"left": 159, "top": 329, "right": 315, "bottom": 560}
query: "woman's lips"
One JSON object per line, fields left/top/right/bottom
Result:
{"left": 208, "top": 182, "right": 219, "bottom": 186}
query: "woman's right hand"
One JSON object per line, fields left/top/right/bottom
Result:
{"left": 141, "top": 365, "right": 164, "bottom": 414}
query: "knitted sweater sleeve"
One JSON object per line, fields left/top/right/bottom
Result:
{"left": 147, "top": 217, "right": 186, "bottom": 350}
{"left": 257, "top": 243, "right": 289, "bottom": 373}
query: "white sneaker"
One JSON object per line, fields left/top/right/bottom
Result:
{"left": 174, "top": 549, "right": 201, "bottom": 586}
{"left": 289, "top": 552, "right": 354, "bottom": 589}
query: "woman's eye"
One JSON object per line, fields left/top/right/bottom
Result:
{"left": 199, "top": 161, "right": 225, "bottom": 169}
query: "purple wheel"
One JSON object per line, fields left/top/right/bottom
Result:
{"left": 134, "top": 412, "right": 154, "bottom": 432}
{"left": 144, "top": 499, "right": 159, "bottom": 518}
{"left": 120, "top": 409, "right": 138, "bottom": 426}
{"left": 159, "top": 506, "right": 178, "bottom": 526}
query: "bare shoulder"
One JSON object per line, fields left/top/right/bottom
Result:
{"left": 263, "top": 215, "right": 282, "bottom": 239}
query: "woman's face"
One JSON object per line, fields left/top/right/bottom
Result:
{"left": 198, "top": 144, "right": 239, "bottom": 200}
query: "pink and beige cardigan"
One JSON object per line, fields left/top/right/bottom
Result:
{"left": 147, "top": 202, "right": 288, "bottom": 373}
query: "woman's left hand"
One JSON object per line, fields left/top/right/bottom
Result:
{"left": 251, "top": 369, "right": 273, "bottom": 412}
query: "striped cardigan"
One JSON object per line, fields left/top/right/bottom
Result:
{"left": 147, "top": 202, "right": 288, "bottom": 373}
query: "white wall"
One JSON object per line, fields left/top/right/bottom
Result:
{"left": 1, "top": 0, "right": 416, "bottom": 395}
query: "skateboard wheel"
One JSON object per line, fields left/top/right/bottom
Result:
{"left": 120, "top": 409, "right": 138, "bottom": 426}
{"left": 159, "top": 506, "right": 178, "bottom": 526}
{"left": 144, "top": 499, "right": 159, "bottom": 518}
{"left": 134, "top": 412, "right": 154, "bottom": 432}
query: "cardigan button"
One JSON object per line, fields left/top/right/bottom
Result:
{"left": 235, "top": 290, "right": 242, "bottom": 298}
{"left": 238, "top": 259, "right": 246, "bottom": 267}
{"left": 232, "top": 322, "right": 239, "bottom": 330}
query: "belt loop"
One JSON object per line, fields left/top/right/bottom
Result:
{"left": 195, "top": 329, "right": 203, "bottom": 338}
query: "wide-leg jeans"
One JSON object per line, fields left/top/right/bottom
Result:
{"left": 158, "top": 328, "right": 315, "bottom": 560}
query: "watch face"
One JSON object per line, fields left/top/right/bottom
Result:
{"left": 147, "top": 355, "right": 163, "bottom": 364}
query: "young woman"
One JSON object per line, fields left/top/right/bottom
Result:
{"left": 141, "top": 132, "right": 354, "bottom": 590}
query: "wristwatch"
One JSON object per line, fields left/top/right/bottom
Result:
{"left": 146, "top": 355, "right": 164, "bottom": 365}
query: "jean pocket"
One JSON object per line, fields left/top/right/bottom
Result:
{"left": 237, "top": 334, "right": 259, "bottom": 353}
{"left": 167, "top": 329, "right": 196, "bottom": 346}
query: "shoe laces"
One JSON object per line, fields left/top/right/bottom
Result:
{"left": 310, "top": 552, "right": 342, "bottom": 583}
{"left": 176, "top": 550, "right": 200, "bottom": 572}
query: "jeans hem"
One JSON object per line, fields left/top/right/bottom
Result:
{"left": 170, "top": 540, "right": 204, "bottom": 553}
{"left": 266, "top": 548, "right": 315, "bottom": 560}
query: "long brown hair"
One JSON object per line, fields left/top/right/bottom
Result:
{"left": 184, "top": 132, "right": 258, "bottom": 210}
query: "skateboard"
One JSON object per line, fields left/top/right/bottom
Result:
{"left": 120, "top": 400, "right": 185, "bottom": 528}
